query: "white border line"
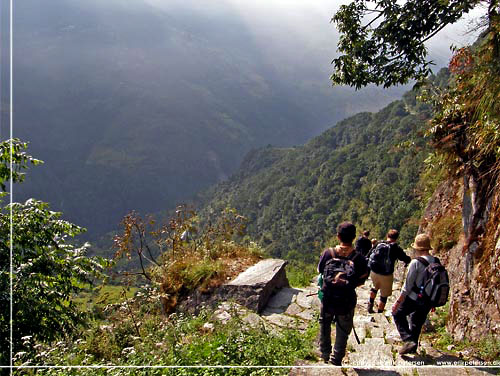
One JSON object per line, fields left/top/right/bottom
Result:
{"left": 9, "top": 0, "right": 14, "bottom": 375}
{"left": 4, "top": 2, "right": 499, "bottom": 373}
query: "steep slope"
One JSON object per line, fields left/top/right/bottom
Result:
{"left": 6, "top": 0, "right": 407, "bottom": 239}
{"left": 418, "top": 176, "right": 500, "bottom": 341}
{"left": 200, "top": 90, "right": 434, "bottom": 262}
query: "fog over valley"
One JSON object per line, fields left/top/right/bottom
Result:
{"left": 2, "top": 0, "right": 479, "bottom": 240}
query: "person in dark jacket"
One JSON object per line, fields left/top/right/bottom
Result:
{"left": 355, "top": 230, "right": 372, "bottom": 257}
{"left": 366, "top": 229, "right": 411, "bottom": 313}
{"left": 392, "top": 233, "right": 436, "bottom": 354}
{"left": 318, "top": 222, "right": 369, "bottom": 366}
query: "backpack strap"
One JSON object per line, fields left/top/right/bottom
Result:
{"left": 412, "top": 256, "right": 433, "bottom": 293}
{"left": 332, "top": 246, "right": 358, "bottom": 261}
{"left": 416, "top": 256, "right": 430, "bottom": 267}
{"left": 416, "top": 256, "right": 441, "bottom": 266}
{"left": 348, "top": 250, "right": 360, "bottom": 261}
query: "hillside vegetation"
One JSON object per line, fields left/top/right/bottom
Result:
{"left": 200, "top": 82, "right": 442, "bottom": 263}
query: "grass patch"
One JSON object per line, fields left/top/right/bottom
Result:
{"left": 73, "top": 284, "right": 138, "bottom": 311}
{"left": 16, "top": 305, "right": 317, "bottom": 375}
{"left": 286, "top": 261, "right": 317, "bottom": 288}
{"left": 424, "top": 302, "right": 500, "bottom": 362}
{"left": 430, "top": 210, "right": 462, "bottom": 253}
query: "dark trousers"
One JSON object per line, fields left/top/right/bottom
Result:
{"left": 392, "top": 295, "right": 432, "bottom": 343}
{"left": 319, "top": 304, "right": 355, "bottom": 360}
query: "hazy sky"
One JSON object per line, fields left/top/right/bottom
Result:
{"left": 141, "top": 0, "right": 487, "bottom": 75}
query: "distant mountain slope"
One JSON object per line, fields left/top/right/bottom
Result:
{"left": 200, "top": 89, "right": 434, "bottom": 263}
{"left": 5, "top": 0, "right": 407, "bottom": 239}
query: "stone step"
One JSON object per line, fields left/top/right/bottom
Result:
{"left": 365, "top": 324, "right": 384, "bottom": 339}
{"left": 296, "top": 288, "right": 321, "bottom": 310}
{"left": 385, "top": 327, "right": 401, "bottom": 345}
{"left": 348, "top": 326, "right": 366, "bottom": 346}
{"left": 348, "top": 338, "right": 394, "bottom": 366}
{"left": 218, "top": 262, "right": 496, "bottom": 375}
{"left": 289, "top": 364, "right": 345, "bottom": 375}
{"left": 264, "top": 287, "right": 301, "bottom": 313}
{"left": 262, "top": 312, "right": 308, "bottom": 331}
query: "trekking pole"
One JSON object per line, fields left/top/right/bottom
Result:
{"left": 335, "top": 316, "right": 361, "bottom": 345}
{"left": 352, "top": 325, "right": 361, "bottom": 345}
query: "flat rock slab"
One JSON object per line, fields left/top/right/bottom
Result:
{"left": 241, "top": 312, "right": 264, "bottom": 328}
{"left": 289, "top": 364, "right": 345, "bottom": 375}
{"left": 266, "top": 287, "right": 300, "bottom": 311}
{"left": 296, "top": 308, "right": 315, "bottom": 321}
{"left": 354, "top": 316, "right": 376, "bottom": 325}
{"left": 368, "top": 325, "right": 385, "bottom": 338}
{"left": 296, "top": 289, "right": 320, "bottom": 310}
{"left": 225, "top": 258, "right": 289, "bottom": 313}
{"left": 285, "top": 302, "right": 304, "bottom": 316}
{"left": 228, "top": 258, "right": 288, "bottom": 286}
{"left": 262, "top": 313, "right": 307, "bottom": 330}
{"left": 385, "top": 328, "right": 401, "bottom": 345}
{"left": 349, "top": 340, "right": 394, "bottom": 367}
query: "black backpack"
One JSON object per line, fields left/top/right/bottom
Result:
{"left": 413, "top": 257, "right": 450, "bottom": 307}
{"left": 321, "top": 248, "right": 358, "bottom": 314}
{"left": 368, "top": 241, "right": 392, "bottom": 275}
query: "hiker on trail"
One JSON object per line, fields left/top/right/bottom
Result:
{"left": 355, "top": 230, "right": 372, "bottom": 257}
{"left": 366, "top": 229, "right": 411, "bottom": 313}
{"left": 317, "top": 222, "right": 369, "bottom": 366}
{"left": 392, "top": 233, "right": 449, "bottom": 355}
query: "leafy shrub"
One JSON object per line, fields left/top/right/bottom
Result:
{"left": 15, "top": 305, "right": 317, "bottom": 374}
{"left": 286, "top": 261, "right": 317, "bottom": 288}
{"left": 0, "top": 139, "right": 109, "bottom": 365}
{"left": 113, "top": 207, "right": 264, "bottom": 313}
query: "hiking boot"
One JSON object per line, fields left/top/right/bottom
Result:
{"left": 399, "top": 341, "right": 418, "bottom": 355}
{"left": 321, "top": 354, "right": 330, "bottom": 363}
{"left": 330, "top": 357, "right": 342, "bottom": 366}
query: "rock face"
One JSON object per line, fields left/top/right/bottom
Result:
{"left": 178, "top": 258, "right": 289, "bottom": 314}
{"left": 419, "top": 176, "right": 500, "bottom": 341}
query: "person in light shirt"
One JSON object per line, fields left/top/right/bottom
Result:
{"left": 392, "top": 233, "right": 436, "bottom": 355}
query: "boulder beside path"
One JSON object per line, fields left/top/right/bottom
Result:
{"left": 225, "top": 258, "right": 289, "bottom": 313}
{"left": 177, "top": 258, "right": 289, "bottom": 314}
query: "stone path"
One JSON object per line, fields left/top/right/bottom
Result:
{"left": 212, "top": 263, "right": 497, "bottom": 374}
{"left": 252, "top": 264, "right": 497, "bottom": 375}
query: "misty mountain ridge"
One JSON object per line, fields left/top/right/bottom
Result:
{"left": 6, "top": 0, "right": 456, "bottom": 240}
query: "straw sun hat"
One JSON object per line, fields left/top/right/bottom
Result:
{"left": 412, "top": 233, "right": 433, "bottom": 251}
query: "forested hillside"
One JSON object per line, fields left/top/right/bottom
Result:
{"left": 5, "top": 0, "right": 407, "bottom": 240}
{"left": 200, "top": 81, "right": 442, "bottom": 262}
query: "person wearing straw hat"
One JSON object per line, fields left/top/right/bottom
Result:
{"left": 392, "top": 233, "right": 436, "bottom": 355}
